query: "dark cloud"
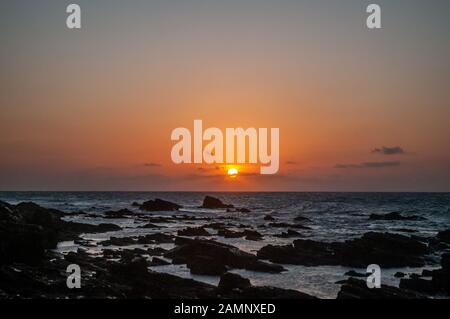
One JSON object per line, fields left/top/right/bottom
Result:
{"left": 144, "top": 162, "right": 162, "bottom": 167}
{"left": 335, "top": 161, "right": 401, "bottom": 169}
{"left": 371, "top": 146, "right": 405, "bottom": 155}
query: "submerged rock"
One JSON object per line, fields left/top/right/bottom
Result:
{"left": 139, "top": 198, "right": 182, "bottom": 211}
{"left": 369, "top": 212, "right": 426, "bottom": 221}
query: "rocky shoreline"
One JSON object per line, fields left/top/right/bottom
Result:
{"left": 1, "top": 197, "right": 449, "bottom": 299}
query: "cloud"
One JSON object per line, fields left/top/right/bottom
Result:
{"left": 143, "top": 162, "right": 162, "bottom": 167}
{"left": 371, "top": 146, "right": 405, "bottom": 155}
{"left": 335, "top": 161, "right": 401, "bottom": 169}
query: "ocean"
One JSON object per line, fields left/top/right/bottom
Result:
{"left": 1, "top": 191, "right": 449, "bottom": 298}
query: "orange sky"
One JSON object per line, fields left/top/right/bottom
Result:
{"left": 1, "top": 0, "right": 449, "bottom": 191}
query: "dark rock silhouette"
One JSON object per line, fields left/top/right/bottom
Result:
{"left": 437, "top": 229, "right": 450, "bottom": 243}
{"left": 0, "top": 201, "right": 120, "bottom": 265}
{"left": 178, "top": 227, "right": 211, "bottom": 237}
{"left": 337, "top": 278, "right": 424, "bottom": 299}
{"left": 345, "top": 270, "right": 367, "bottom": 277}
{"left": 201, "top": 196, "right": 234, "bottom": 209}
{"left": 399, "top": 253, "right": 450, "bottom": 294}
{"left": 139, "top": 198, "right": 181, "bottom": 211}
{"left": 165, "top": 238, "right": 285, "bottom": 274}
{"left": 104, "top": 208, "right": 133, "bottom": 218}
{"left": 149, "top": 257, "right": 170, "bottom": 266}
{"left": 369, "top": 212, "right": 426, "bottom": 221}
{"left": 258, "top": 232, "right": 428, "bottom": 267}
{"left": 218, "top": 272, "right": 251, "bottom": 292}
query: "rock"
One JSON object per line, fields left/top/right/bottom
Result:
{"left": 137, "top": 233, "right": 174, "bottom": 244}
{"left": 394, "top": 228, "right": 417, "bottom": 233}
{"left": 399, "top": 277, "right": 436, "bottom": 294}
{"left": 104, "top": 208, "right": 133, "bottom": 218}
{"left": 142, "top": 216, "right": 175, "bottom": 224}
{"left": 139, "top": 198, "right": 181, "bottom": 211}
{"left": 0, "top": 222, "right": 52, "bottom": 265}
{"left": 394, "top": 272, "right": 406, "bottom": 278}
{"left": 274, "top": 229, "right": 303, "bottom": 238}
{"left": 258, "top": 232, "right": 428, "bottom": 267}
{"left": 187, "top": 255, "right": 227, "bottom": 275}
{"left": 203, "top": 222, "right": 229, "bottom": 230}
{"left": 369, "top": 212, "right": 426, "bottom": 221}
{"left": 108, "top": 257, "right": 150, "bottom": 280}
{"left": 61, "top": 222, "right": 122, "bottom": 240}
{"left": 149, "top": 257, "right": 170, "bottom": 266}
{"left": 421, "top": 269, "right": 433, "bottom": 277}
{"left": 244, "top": 230, "right": 263, "bottom": 241}
{"left": 138, "top": 223, "right": 161, "bottom": 229}
{"left": 345, "top": 270, "right": 367, "bottom": 278}
{"left": 146, "top": 247, "right": 168, "bottom": 256}
{"left": 437, "top": 229, "right": 450, "bottom": 244}
{"left": 409, "top": 273, "right": 421, "bottom": 280}
{"left": 441, "top": 253, "right": 450, "bottom": 270}
{"left": 398, "top": 253, "right": 450, "bottom": 295}
{"left": 233, "top": 286, "right": 316, "bottom": 299}
{"left": 338, "top": 278, "right": 424, "bottom": 299}
{"left": 338, "top": 232, "right": 428, "bottom": 267}
{"left": 245, "top": 260, "right": 286, "bottom": 273}
{"left": 237, "top": 208, "right": 251, "bottom": 213}
{"left": 218, "top": 272, "right": 251, "bottom": 292}
{"left": 201, "top": 196, "right": 234, "bottom": 209}
{"left": 99, "top": 236, "right": 136, "bottom": 246}
{"left": 263, "top": 215, "right": 275, "bottom": 221}
{"left": 178, "top": 227, "right": 211, "bottom": 237}
{"left": 0, "top": 201, "right": 122, "bottom": 265}
{"left": 165, "top": 238, "right": 285, "bottom": 274}
{"left": 131, "top": 202, "right": 140, "bottom": 207}
{"left": 218, "top": 229, "right": 245, "bottom": 238}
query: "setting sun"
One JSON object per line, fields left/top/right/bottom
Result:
{"left": 227, "top": 168, "right": 239, "bottom": 177}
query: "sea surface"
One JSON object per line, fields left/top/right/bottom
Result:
{"left": 1, "top": 192, "right": 449, "bottom": 298}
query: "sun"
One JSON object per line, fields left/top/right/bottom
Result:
{"left": 227, "top": 167, "right": 239, "bottom": 177}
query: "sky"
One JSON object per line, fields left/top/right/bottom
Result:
{"left": 1, "top": 0, "right": 449, "bottom": 191}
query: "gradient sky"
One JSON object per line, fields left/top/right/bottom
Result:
{"left": 1, "top": 0, "right": 449, "bottom": 191}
